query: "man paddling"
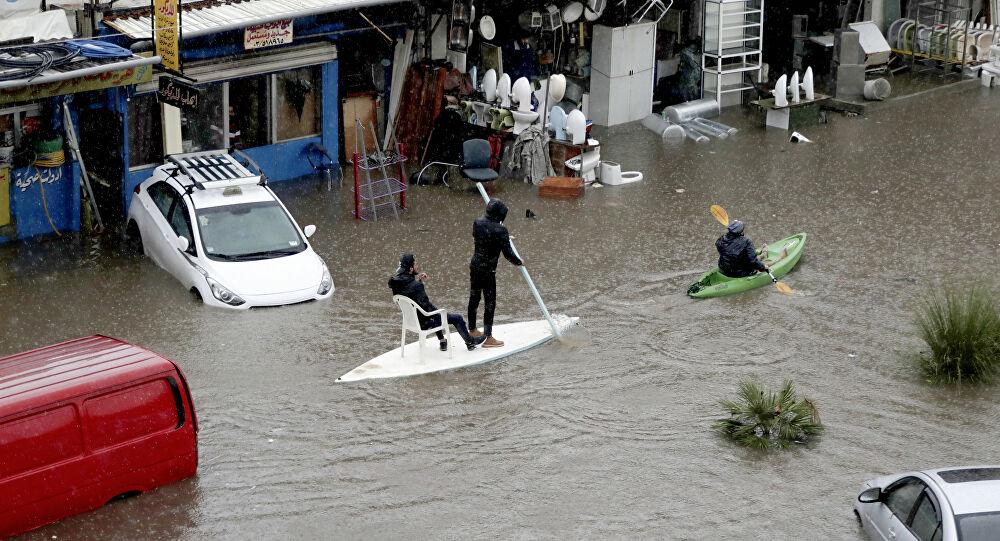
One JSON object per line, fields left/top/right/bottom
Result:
{"left": 389, "top": 254, "right": 487, "bottom": 352}
{"left": 716, "top": 220, "right": 770, "bottom": 278}
{"left": 468, "top": 199, "right": 523, "bottom": 348}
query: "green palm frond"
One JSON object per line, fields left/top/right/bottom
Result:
{"left": 715, "top": 378, "right": 823, "bottom": 450}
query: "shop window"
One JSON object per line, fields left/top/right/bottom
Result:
{"left": 181, "top": 82, "right": 224, "bottom": 153}
{"left": 228, "top": 75, "right": 270, "bottom": 149}
{"left": 127, "top": 93, "right": 163, "bottom": 170}
{"left": 274, "top": 66, "right": 321, "bottom": 141}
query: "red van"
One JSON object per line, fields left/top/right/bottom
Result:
{"left": 0, "top": 335, "right": 198, "bottom": 538}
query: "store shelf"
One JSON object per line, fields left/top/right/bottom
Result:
{"left": 721, "top": 36, "right": 761, "bottom": 45}
{"left": 357, "top": 151, "right": 407, "bottom": 171}
{"left": 704, "top": 83, "right": 756, "bottom": 94}
{"left": 722, "top": 23, "right": 761, "bottom": 30}
{"left": 721, "top": 8, "right": 762, "bottom": 16}
{"left": 704, "top": 46, "right": 761, "bottom": 58}
{"left": 703, "top": 62, "right": 762, "bottom": 74}
{"left": 354, "top": 178, "right": 406, "bottom": 201}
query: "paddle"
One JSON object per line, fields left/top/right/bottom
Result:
{"left": 475, "top": 183, "right": 562, "bottom": 338}
{"left": 710, "top": 205, "right": 793, "bottom": 295}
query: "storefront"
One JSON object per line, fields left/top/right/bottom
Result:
{"left": 0, "top": 57, "right": 157, "bottom": 243}
{"left": 101, "top": 1, "right": 411, "bottom": 214}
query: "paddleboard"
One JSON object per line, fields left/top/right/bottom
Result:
{"left": 336, "top": 315, "right": 578, "bottom": 382}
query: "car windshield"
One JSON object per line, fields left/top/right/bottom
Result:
{"left": 957, "top": 511, "right": 1000, "bottom": 541}
{"left": 196, "top": 201, "right": 306, "bottom": 261}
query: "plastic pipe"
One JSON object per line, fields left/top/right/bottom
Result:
{"left": 693, "top": 117, "right": 738, "bottom": 135}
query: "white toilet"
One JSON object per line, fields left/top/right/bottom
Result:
{"left": 483, "top": 69, "right": 498, "bottom": 102}
{"left": 773, "top": 74, "right": 788, "bottom": 107}
{"left": 510, "top": 77, "right": 539, "bottom": 134}
{"left": 565, "top": 143, "right": 601, "bottom": 184}
{"left": 496, "top": 74, "right": 512, "bottom": 107}
{"left": 548, "top": 106, "right": 567, "bottom": 140}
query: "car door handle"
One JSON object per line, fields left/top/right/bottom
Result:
{"left": 888, "top": 526, "right": 897, "bottom": 539}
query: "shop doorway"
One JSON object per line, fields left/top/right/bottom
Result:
{"left": 77, "top": 108, "right": 124, "bottom": 225}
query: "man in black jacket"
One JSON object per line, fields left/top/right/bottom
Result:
{"left": 468, "top": 199, "right": 523, "bottom": 348}
{"left": 716, "top": 220, "right": 769, "bottom": 278}
{"left": 389, "top": 254, "right": 486, "bottom": 352}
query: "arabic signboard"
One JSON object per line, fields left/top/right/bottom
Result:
{"left": 0, "top": 64, "right": 154, "bottom": 106}
{"left": 244, "top": 20, "right": 293, "bottom": 50}
{"left": 157, "top": 75, "right": 200, "bottom": 111}
{"left": 154, "top": 0, "right": 180, "bottom": 70}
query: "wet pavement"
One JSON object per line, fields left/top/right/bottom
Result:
{"left": 3, "top": 79, "right": 1000, "bottom": 539}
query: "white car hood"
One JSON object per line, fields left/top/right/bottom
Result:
{"left": 205, "top": 251, "right": 323, "bottom": 296}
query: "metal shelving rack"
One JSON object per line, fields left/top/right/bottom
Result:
{"left": 908, "top": 1, "right": 971, "bottom": 76}
{"left": 701, "top": 0, "right": 764, "bottom": 105}
{"left": 352, "top": 121, "right": 407, "bottom": 222}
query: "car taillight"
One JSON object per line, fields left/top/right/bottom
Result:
{"left": 133, "top": 184, "right": 141, "bottom": 194}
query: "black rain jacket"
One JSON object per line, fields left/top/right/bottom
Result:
{"left": 388, "top": 270, "right": 438, "bottom": 328}
{"left": 470, "top": 200, "right": 523, "bottom": 272}
{"left": 716, "top": 232, "right": 767, "bottom": 278}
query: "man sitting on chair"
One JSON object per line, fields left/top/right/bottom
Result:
{"left": 389, "top": 254, "right": 487, "bottom": 352}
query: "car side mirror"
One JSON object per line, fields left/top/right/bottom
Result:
{"left": 858, "top": 487, "right": 883, "bottom": 503}
{"left": 303, "top": 224, "right": 316, "bottom": 238}
{"left": 176, "top": 235, "right": 190, "bottom": 252}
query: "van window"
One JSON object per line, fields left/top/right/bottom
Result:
{"left": 0, "top": 406, "right": 83, "bottom": 478}
{"left": 84, "top": 379, "right": 179, "bottom": 449}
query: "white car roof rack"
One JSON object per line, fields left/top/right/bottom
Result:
{"left": 165, "top": 150, "right": 267, "bottom": 192}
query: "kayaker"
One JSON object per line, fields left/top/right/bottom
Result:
{"left": 716, "top": 220, "right": 770, "bottom": 278}
{"left": 389, "top": 254, "right": 487, "bottom": 352}
{"left": 468, "top": 199, "right": 523, "bottom": 348}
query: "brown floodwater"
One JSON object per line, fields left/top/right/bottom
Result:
{"left": 2, "top": 79, "right": 999, "bottom": 540}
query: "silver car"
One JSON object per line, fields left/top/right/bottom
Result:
{"left": 854, "top": 466, "right": 1000, "bottom": 541}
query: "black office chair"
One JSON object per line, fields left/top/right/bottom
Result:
{"left": 416, "top": 138, "right": 498, "bottom": 187}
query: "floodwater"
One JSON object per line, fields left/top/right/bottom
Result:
{"left": 3, "top": 79, "right": 1000, "bottom": 540}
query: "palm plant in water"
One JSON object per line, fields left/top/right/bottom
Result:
{"left": 915, "top": 284, "right": 1000, "bottom": 384}
{"left": 716, "top": 379, "right": 823, "bottom": 450}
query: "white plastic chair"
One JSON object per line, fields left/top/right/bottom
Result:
{"left": 393, "top": 295, "right": 451, "bottom": 359}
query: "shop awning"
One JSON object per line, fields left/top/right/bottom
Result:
{"left": 104, "top": 0, "right": 409, "bottom": 40}
{"left": 0, "top": 55, "right": 160, "bottom": 104}
{"left": 135, "top": 42, "right": 336, "bottom": 92}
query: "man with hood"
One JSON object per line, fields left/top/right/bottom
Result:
{"left": 389, "top": 254, "right": 487, "bottom": 352}
{"left": 716, "top": 220, "right": 769, "bottom": 278}
{"left": 468, "top": 199, "right": 523, "bottom": 348}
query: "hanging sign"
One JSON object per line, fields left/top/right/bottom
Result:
{"left": 154, "top": 0, "right": 180, "bottom": 71}
{"left": 157, "top": 75, "right": 200, "bottom": 111}
{"left": 244, "top": 20, "right": 293, "bottom": 50}
{"left": 0, "top": 64, "right": 154, "bottom": 106}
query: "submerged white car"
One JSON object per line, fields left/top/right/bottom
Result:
{"left": 125, "top": 150, "right": 334, "bottom": 309}
{"left": 855, "top": 466, "right": 1000, "bottom": 541}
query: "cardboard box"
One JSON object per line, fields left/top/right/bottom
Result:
{"left": 539, "top": 176, "right": 583, "bottom": 199}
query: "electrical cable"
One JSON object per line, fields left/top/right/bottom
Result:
{"left": 0, "top": 44, "right": 80, "bottom": 81}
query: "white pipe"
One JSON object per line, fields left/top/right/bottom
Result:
{"left": 475, "top": 182, "right": 561, "bottom": 339}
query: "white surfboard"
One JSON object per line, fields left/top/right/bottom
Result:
{"left": 336, "top": 315, "right": 578, "bottom": 382}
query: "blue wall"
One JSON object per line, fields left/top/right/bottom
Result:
{"left": 122, "top": 57, "right": 340, "bottom": 211}
{"left": 5, "top": 162, "right": 81, "bottom": 241}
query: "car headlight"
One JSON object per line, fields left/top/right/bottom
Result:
{"left": 206, "top": 276, "right": 245, "bottom": 306}
{"left": 318, "top": 263, "right": 333, "bottom": 295}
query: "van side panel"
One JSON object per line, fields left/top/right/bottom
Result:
{"left": 0, "top": 372, "right": 198, "bottom": 538}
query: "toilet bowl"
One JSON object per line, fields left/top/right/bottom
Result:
{"left": 600, "top": 161, "right": 621, "bottom": 184}
{"left": 512, "top": 77, "right": 533, "bottom": 112}
{"left": 802, "top": 67, "right": 815, "bottom": 100}
{"left": 565, "top": 149, "right": 601, "bottom": 183}
{"left": 566, "top": 109, "right": 587, "bottom": 144}
{"left": 511, "top": 109, "right": 539, "bottom": 134}
{"left": 773, "top": 74, "right": 788, "bottom": 107}
{"left": 789, "top": 71, "right": 800, "bottom": 103}
{"left": 471, "top": 102, "right": 489, "bottom": 127}
{"left": 497, "top": 74, "right": 512, "bottom": 107}
{"left": 483, "top": 69, "right": 498, "bottom": 102}
{"left": 548, "top": 106, "right": 568, "bottom": 140}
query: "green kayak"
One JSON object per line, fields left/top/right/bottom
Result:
{"left": 687, "top": 233, "right": 807, "bottom": 298}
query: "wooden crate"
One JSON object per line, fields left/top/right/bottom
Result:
{"left": 538, "top": 176, "right": 584, "bottom": 199}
